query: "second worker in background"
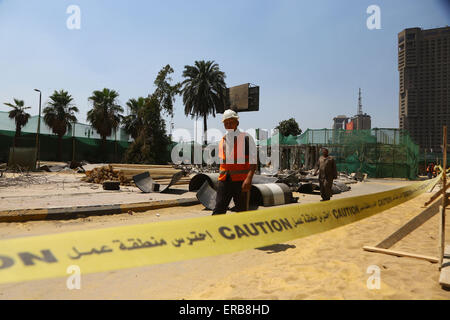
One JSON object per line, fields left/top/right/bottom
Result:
{"left": 314, "top": 147, "right": 337, "bottom": 201}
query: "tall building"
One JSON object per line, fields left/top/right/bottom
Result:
{"left": 398, "top": 26, "right": 450, "bottom": 152}
{"left": 333, "top": 115, "right": 349, "bottom": 130}
{"left": 351, "top": 113, "right": 371, "bottom": 130}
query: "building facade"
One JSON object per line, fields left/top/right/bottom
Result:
{"left": 333, "top": 115, "right": 349, "bottom": 130}
{"left": 351, "top": 114, "right": 371, "bottom": 130}
{"left": 398, "top": 26, "right": 450, "bottom": 152}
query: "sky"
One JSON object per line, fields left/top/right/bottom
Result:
{"left": 0, "top": 0, "right": 449, "bottom": 142}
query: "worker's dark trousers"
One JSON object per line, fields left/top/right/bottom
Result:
{"left": 319, "top": 178, "right": 333, "bottom": 201}
{"left": 212, "top": 176, "right": 249, "bottom": 215}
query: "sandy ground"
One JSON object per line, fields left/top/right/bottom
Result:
{"left": 0, "top": 177, "right": 449, "bottom": 300}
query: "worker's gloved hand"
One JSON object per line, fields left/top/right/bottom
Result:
{"left": 241, "top": 178, "right": 252, "bottom": 192}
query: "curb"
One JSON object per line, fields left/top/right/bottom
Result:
{"left": 0, "top": 197, "right": 200, "bottom": 223}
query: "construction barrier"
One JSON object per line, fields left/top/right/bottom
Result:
{"left": 0, "top": 176, "right": 440, "bottom": 285}
{"left": 0, "top": 130, "right": 130, "bottom": 163}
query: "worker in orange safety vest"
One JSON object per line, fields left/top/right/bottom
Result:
{"left": 212, "top": 110, "right": 257, "bottom": 215}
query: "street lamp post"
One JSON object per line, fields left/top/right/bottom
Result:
{"left": 72, "top": 121, "right": 76, "bottom": 163}
{"left": 34, "top": 89, "right": 42, "bottom": 170}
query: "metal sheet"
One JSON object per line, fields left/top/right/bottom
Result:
{"left": 250, "top": 183, "right": 293, "bottom": 207}
{"left": 133, "top": 172, "right": 159, "bottom": 193}
{"left": 160, "top": 171, "right": 185, "bottom": 193}
{"left": 196, "top": 181, "right": 217, "bottom": 211}
{"left": 189, "top": 173, "right": 220, "bottom": 191}
{"left": 264, "top": 184, "right": 286, "bottom": 206}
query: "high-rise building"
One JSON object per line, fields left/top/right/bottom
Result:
{"left": 333, "top": 115, "right": 349, "bottom": 130}
{"left": 398, "top": 26, "right": 450, "bottom": 152}
{"left": 351, "top": 113, "right": 371, "bottom": 130}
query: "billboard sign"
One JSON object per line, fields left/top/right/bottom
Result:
{"left": 217, "top": 83, "right": 259, "bottom": 113}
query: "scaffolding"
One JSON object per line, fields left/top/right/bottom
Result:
{"left": 298, "top": 128, "right": 420, "bottom": 180}
{"left": 258, "top": 129, "right": 420, "bottom": 180}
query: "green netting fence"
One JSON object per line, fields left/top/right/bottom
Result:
{"left": 0, "top": 130, "right": 130, "bottom": 163}
{"left": 297, "top": 128, "right": 420, "bottom": 180}
{"left": 258, "top": 129, "right": 421, "bottom": 179}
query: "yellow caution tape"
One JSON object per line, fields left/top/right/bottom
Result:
{"left": 0, "top": 176, "right": 440, "bottom": 284}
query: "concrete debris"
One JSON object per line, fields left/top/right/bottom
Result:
{"left": 38, "top": 161, "right": 89, "bottom": 173}
{"left": 260, "top": 169, "right": 355, "bottom": 195}
{"left": 332, "top": 181, "right": 352, "bottom": 194}
{"left": 173, "top": 164, "right": 218, "bottom": 175}
{"left": 350, "top": 172, "right": 368, "bottom": 182}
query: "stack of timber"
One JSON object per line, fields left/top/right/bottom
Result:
{"left": 81, "top": 164, "right": 190, "bottom": 186}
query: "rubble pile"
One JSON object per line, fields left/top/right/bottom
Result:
{"left": 263, "top": 169, "right": 359, "bottom": 195}
{"left": 173, "top": 164, "right": 219, "bottom": 175}
{"left": 81, "top": 165, "right": 131, "bottom": 186}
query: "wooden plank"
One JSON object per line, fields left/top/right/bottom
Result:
{"left": 110, "top": 163, "right": 173, "bottom": 169}
{"left": 440, "top": 126, "right": 447, "bottom": 267}
{"left": 439, "top": 245, "right": 450, "bottom": 287}
{"left": 363, "top": 246, "right": 439, "bottom": 263}
{"left": 377, "top": 199, "right": 441, "bottom": 249}
{"left": 424, "top": 183, "right": 450, "bottom": 206}
{"left": 440, "top": 206, "right": 446, "bottom": 268}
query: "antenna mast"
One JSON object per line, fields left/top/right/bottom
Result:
{"left": 358, "top": 88, "right": 363, "bottom": 115}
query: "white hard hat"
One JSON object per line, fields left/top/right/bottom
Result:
{"left": 222, "top": 109, "right": 239, "bottom": 122}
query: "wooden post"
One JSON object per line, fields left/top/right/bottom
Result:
{"left": 440, "top": 126, "right": 447, "bottom": 269}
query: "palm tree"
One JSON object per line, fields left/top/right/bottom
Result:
{"left": 4, "top": 98, "right": 31, "bottom": 147}
{"left": 87, "top": 88, "right": 123, "bottom": 150}
{"left": 43, "top": 90, "right": 79, "bottom": 161}
{"left": 181, "top": 60, "right": 227, "bottom": 145}
{"left": 122, "top": 97, "right": 146, "bottom": 140}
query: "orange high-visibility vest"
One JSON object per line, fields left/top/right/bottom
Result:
{"left": 218, "top": 132, "right": 250, "bottom": 182}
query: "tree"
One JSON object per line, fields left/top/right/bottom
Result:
{"left": 122, "top": 97, "right": 146, "bottom": 141}
{"left": 87, "top": 88, "right": 124, "bottom": 152}
{"left": 276, "top": 118, "right": 302, "bottom": 137}
{"left": 43, "top": 90, "right": 79, "bottom": 160}
{"left": 181, "top": 60, "right": 227, "bottom": 145}
{"left": 124, "top": 65, "right": 180, "bottom": 164}
{"left": 124, "top": 95, "right": 171, "bottom": 164}
{"left": 153, "top": 64, "right": 181, "bottom": 118}
{"left": 4, "top": 98, "right": 31, "bottom": 147}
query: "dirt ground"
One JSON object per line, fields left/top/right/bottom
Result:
{"left": 0, "top": 176, "right": 449, "bottom": 300}
{"left": 0, "top": 171, "right": 196, "bottom": 211}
